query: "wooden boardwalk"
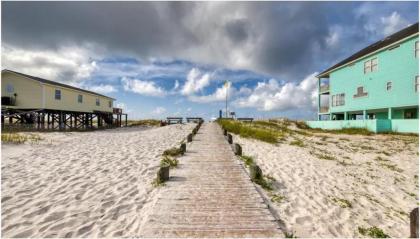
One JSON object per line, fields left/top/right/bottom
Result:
{"left": 139, "top": 123, "right": 282, "bottom": 237}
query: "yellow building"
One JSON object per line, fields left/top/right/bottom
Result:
{"left": 1, "top": 69, "right": 126, "bottom": 129}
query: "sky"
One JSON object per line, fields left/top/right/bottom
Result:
{"left": 1, "top": 1, "right": 419, "bottom": 120}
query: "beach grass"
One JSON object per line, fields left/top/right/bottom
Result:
{"left": 1, "top": 133, "right": 41, "bottom": 144}
{"left": 127, "top": 119, "right": 161, "bottom": 127}
{"left": 160, "top": 155, "right": 179, "bottom": 168}
{"left": 217, "top": 119, "right": 278, "bottom": 143}
{"left": 163, "top": 147, "right": 183, "bottom": 157}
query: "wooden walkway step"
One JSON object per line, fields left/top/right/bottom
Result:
{"left": 139, "top": 123, "right": 282, "bottom": 237}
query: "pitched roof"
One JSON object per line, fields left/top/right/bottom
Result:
{"left": 317, "top": 22, "right": 419, "bottom": 78}
{"left": 2, "top": 69, "right": 115, "bottom": 100}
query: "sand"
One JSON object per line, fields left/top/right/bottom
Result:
{"left": 233, "top": 127, "right": 419, "bottom": 238}
{"left": 1, "top": 123, "right": 195, "bottom": 238}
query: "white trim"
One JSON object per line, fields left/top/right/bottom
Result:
{"left": 318, "top": 32, "right": 419, "bottom": 78}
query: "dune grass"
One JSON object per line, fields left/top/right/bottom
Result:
{"left": 1, "top": 133, "right": 41, "bottom": 144}
{"left": 163, "top": 147, "right": 184, "bottom": 157}
{"left": 127, "top": 119, "right": 161, "bottom": 127}
{"left": 217, "top": 119, "right": 279, "bottom": 144}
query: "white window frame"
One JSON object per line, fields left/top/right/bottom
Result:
{"left": 415, "top": 41, "right": 419, "bottom": 58}
{"left": 332, "top": 93, "right": 345, "bottom": 107}
{"left": 364, "top": 57, "right": 378, "bottom": 74}
{"left": 55, "top": 89, "right": 61, "bottom": 100}
{"left": 96, "top": 98, "right": 100, "bottom": 106}
{"left": 386, "top": 82, "right": 392, "bottom": 91}
{"left": 78, "top": 94, "right": 83, "bottom": 103}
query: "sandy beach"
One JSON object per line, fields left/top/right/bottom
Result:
{"left": 1, "top": 124, "right": 195, "bottom": 238}
{"left": 233, "top": 124, "right": 419, "bottom": 238}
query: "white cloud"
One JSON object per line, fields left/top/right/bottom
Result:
{"left": 122, "top": 77, "right": 166, "bottom": 97}
{"left": 234, "top": 72, "right": 318, "bottom": 111}
{"left": 151, "top": 106, "right": 166, "bottom": 115}
{"left": 173, "top": 80, "right": 180, "bottom": 90}
{"left": 381, "top": 11, "right": 409, "bottom": 36}
{"left": 86, "top": 84, "right": 117, "bottom": 94}
{"left": 181, "top": 68, "right": 211, "bottom": 95}
{"left": 1, "top": 44, "right": 98, "bottom": 83}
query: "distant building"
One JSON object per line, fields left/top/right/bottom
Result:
{"left": 1, "top": 69, "right": 127, "bottom": 129}
{"left": 307, "top": 23, "right": 419, "bottom": 133}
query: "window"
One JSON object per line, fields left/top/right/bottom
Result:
{"left": 6, "top": 84, "right": 14, "bottom": 93}
{"left": 416, "top": 76, "right": 419, "bottom": 92}
{"left": 364, "top": 57, "right": 378, "bottom": 74}
{"left": 96, "top": 98, "right": 100, "bottom": 106}
{"left": 332, "top": 93, "right": 345, "bottom": 107}
{"left": 386, "top": 82, "right": 392, "bottom": 91}
{"left": 108, "top": 100, "right": 112, "bottom": 108}
{"left": 55, "top": 89, "right": 61, "bottom": 100}
{"left": 354, "top": 86, "right": 368, "bottom": 98}
{"left": 415, "top": 41, "right": 419, "bottom": 58}
{"left": 78, "top": 94, "right": 83, "bottom": 103}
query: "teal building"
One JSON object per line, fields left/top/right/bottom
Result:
{"left": 307, "top": 23, "right": 419, "bottom": 133}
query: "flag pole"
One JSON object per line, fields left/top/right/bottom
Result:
{"left": 225, "top": 81, "right": 228, "bottom": 118}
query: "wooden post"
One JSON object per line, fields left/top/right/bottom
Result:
{"left": 223, "top": 129, "right": 227, "bottom": 136}
{"left": 410, "top": 207, "right": 419, "bottom": 238}
{"left": 180, "top": 143, "right": 186, "bottom": 155}
{"left": 157, "top": 166, "right": 170, "bottom": 183}
{"left": 233, "top": 143, "right": 242, "bottom": 156}
{"left": 227, "top": 134, "right": 233, "bottom": 144}
{"left": 187, "top": 133, "right": 193, "bottom": 142}
{"left": 250, "top": 164, "right": 263, "bottom": 182}
{"left": 193, "top": 127, "right": 197, "bottom": 135}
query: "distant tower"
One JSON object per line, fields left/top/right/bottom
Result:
{"left": 219, "top": 110, "right": 222, "bottom": 119}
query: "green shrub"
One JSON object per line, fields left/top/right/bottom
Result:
{"left": 358, "top": 226, "right": 389, "bottom": 238}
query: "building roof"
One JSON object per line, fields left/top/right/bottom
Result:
{"left": 2, "top": 69, "right": 115, "bottom": 100}
{"left": 317, "top": 22, "right": 419, "bottom": 78}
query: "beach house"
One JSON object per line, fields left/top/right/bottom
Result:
{"left": 1, "top": 69, "right": 127, "bottom": 129}
{"left": 307, "top": 23, "right": 419, "bottom": 133}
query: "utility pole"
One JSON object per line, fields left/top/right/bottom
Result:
{"left": 225, "top": 81, "right": 229, "bottom": 118}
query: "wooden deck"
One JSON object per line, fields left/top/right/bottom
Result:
{"left": 139, "top": 123, "right": 282, "bottom": 237}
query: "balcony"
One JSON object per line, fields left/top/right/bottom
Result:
{"left": 319, "top": 84, "right": 330, "bottom": 93}
{"left": 319, "top": 106, "right": 329, "bottom": 113}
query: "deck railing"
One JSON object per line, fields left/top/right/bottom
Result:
{"left": 319, "top": 84, "right": 330, "bottom": 93}
{"left": 319, "top": 107, "right": 329, "bottom": 113}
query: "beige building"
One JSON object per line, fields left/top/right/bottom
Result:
{"left": 1, "top": 69, "right": 114, "bottom": 113}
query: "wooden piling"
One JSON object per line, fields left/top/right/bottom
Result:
{"left": 187, "top": 133, "right": 193, "bottom": 142}
{"left": 157, "top": 166, "right": 170, "bottom": 183}
{"left": 180, "top": 143, "right": 186, "bottom": 155}
{"left": 410, "top": 207, "right": 419, "bottom": 238}
{"left": 250, "top": 164, "right": 263, "bottom": 182}
{"left": 233, "top": 143, "right": 242, "bottom": 156}
{"left": 227, "top": 134, "right": 233, "bottom": 144}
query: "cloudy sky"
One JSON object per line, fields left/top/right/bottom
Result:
{"left": 2, "top": 1, "right": 418, "bottom": 120}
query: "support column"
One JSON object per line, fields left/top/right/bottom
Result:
{"left": 363, "top": 110, "right": 367, "bottom": 120}
{"left": 329, "top": 113, "right": 332, "bottom": 120}
{"left": 388, "top": 108, "right": 392, "bottom": 119}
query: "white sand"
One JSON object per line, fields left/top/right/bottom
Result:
{"left": 1, "top": 124, "right": 195, "bottom": 238}
{"left": 233, "top": 129, "right": 418, "bottom": 238}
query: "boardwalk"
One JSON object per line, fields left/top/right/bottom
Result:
{"left": 139, "top": 123, "right": 282, "bottom": 237}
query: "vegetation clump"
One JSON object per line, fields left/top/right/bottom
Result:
{"left": 217, "top": 119, "right": 278, "bottom": 144}
{"left": 163, "top": 147, "right": 184, "bottom": 157}
{"left": 290, "top": 139, "right": 305, "bottom": 147}
{"left": 331, "top": 197, "right": 352, "bottom": 208}
{"left": 160, "top": 156, "right": 179, "bottom": 168}
{"left": 1, "top": 133, "right": 41, "bottom": 144}
{"left": 358, "top": 226, "right": 389, "bottom": 238}
{"left": 240, "top": 155, "right": 254, "bottom": 167}
{"left": 270, "top": 193, "right": 285, "bottom": 203}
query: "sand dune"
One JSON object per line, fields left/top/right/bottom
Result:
{"left": 233, "top": 132, "right": 418, "bottom": 238}
{"left": 1, "top": 124, "right": 195, "bottom": 238}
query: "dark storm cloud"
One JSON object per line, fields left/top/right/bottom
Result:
{"left": 2, "top": 1, "right": 418, "bottom": 80}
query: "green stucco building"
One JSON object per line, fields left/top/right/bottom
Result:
{"left": 307, "top": 23, "right": 419, "bottom": 133}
